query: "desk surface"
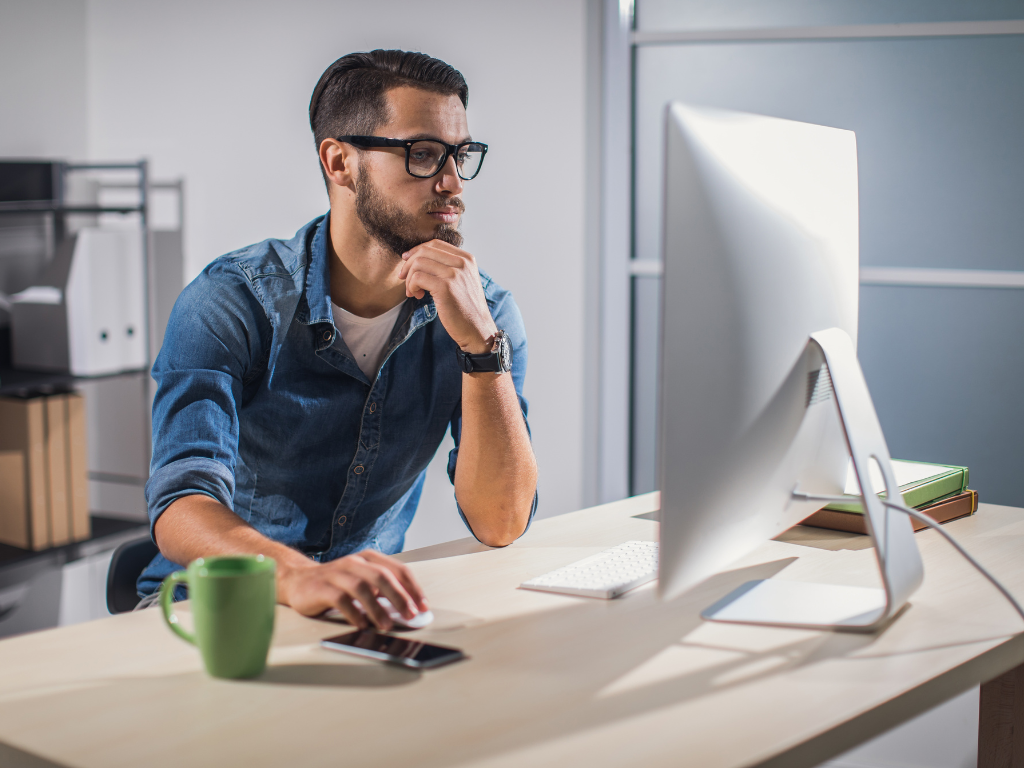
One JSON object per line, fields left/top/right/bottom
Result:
{"left": 1, "top": 494, "right": 1022, "bottom": 768}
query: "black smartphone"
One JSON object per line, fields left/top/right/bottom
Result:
{"left": 321, "top": 629, "right": 466, "bottom": 669}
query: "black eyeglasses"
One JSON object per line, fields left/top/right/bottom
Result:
{"left": 337, "top": 136, "right": 488, "bottom": 180}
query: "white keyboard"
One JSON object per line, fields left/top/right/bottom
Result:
{"left": 519, "top": 541, "right": 659, "bottom": 599}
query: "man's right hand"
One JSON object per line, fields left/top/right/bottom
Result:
{"left": 155, "top": 495, "right": 429, "bottom": 633}
{"left": 278, "top": 549, "right": 429, "bottom": 632}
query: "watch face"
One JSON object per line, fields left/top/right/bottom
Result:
{"left": 498, "top": 333, "right": 512, "bottom": 372}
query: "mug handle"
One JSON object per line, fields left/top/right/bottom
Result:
{"left": 160, "top": 570, "right": 195, "bottom": 645}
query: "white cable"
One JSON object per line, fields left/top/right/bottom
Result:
{"left": 792, "top": 489, "right": 1024, "bottom": 625}
{"left": 881, "top": 499, "right": 1024, "bottom": 625}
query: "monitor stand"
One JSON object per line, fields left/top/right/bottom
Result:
{"left": 701, "top": 327, "right": 925, "bottom": 632}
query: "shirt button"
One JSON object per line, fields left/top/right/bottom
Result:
{"left": 369, "top": 403, "right": 376, "bottom": 413}
{"left": 322, "top": 329, "right": 332, "bottom": 341}
{"left": 337, "top": 515, "right": 347, "bottom": 527}
{"left": 353, "top": 465, "right": 364, "bottom": 474}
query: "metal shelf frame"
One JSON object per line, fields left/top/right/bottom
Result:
{"left": 0, "top": 159, "right": 154, "bottom": 370}
{"left": 0, "top": 159, "right": 174, "bottom": 474}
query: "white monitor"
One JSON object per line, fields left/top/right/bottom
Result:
{"left": 657, "top": 103, "right": 924, "bottom": 631}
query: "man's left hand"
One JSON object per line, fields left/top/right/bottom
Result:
{"left": 399, "top": 240, "right": 497, "bottom": 355}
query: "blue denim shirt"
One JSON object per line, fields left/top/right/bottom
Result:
{"left": 138, "top": 214, "right": 535, "bottom": 596}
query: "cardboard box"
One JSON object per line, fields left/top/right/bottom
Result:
{"left": 0, "top": 392, "right": 91, "bottom": 550}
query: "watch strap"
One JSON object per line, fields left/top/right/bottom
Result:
{"left": 456, "top": 330, "right": 511, "bottom": 373}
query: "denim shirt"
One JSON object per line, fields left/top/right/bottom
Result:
{"left": 138, "top": 214, "right": 535, "bottom": 596}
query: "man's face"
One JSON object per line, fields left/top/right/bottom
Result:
{"left": 353, "top": 86, "right": 470, "bottom": 258}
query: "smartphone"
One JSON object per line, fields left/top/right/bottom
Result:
{"left": 321, "top": 629, "right": 466, "bottom": 669}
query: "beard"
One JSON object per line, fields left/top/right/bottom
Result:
{"left": 354, "top": 169, "right": 464, "bottom": 258}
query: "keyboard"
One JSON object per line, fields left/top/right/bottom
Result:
{"left": 519, "top": 540, "right": 659, "bottom": 599}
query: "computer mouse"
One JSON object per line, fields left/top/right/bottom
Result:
{"left": 376, "top": 597, "right": 435, "bottom": 630}
{"left": 324, "top": 596, "right": 434, "bottom": 630}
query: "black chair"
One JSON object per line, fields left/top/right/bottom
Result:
{"left": 106, "top": 536, "right": 159, "bottom": 614}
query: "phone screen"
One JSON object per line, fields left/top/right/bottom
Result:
{"left": 321, "top": 630, "right": 466, "bottom": 669}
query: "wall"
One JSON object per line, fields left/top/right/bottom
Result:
{"left": 84, "top": 0, "right": 590, "bottom": 542}
{"left": 0, "top": 1, "right": 88, "bottom": 318}
{"left": 0, "top": 1, "right": 87, "bottom": 159}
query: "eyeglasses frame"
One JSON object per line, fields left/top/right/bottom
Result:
{"left": 335, "top": 135, "right": 488, "bottom": 180}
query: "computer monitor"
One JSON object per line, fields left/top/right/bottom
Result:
{"left": 657, "top": 103, "right": 924, "bottom": 631}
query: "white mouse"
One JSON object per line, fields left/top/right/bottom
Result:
{"left": 325, "top": 596, "right": 434, "bottom": 630}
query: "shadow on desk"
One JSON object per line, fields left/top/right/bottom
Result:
{"left": 385, "top": 558, "right": 877, "bottom": 766}
{"left": 0, "top": 742, "right": 62, "bottom": 768}
{"left": 255, "top": 662, "right": 420, "bottom": 688}
{"left": 399, "top": 538, "right": 494, "bottom": 563}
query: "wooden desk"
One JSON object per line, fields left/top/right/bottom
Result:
{"left": 0, "top": 495, "right": 1022, "bottom": 768}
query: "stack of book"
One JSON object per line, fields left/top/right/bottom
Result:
{"left": 801, "top": 459, "right": 975, "bottom": 535}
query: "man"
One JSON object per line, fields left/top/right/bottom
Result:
{"left": 138, "top": 50, "right": 539, "bottom": 632}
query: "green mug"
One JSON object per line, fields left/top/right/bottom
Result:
{"left": 160, "top": 555, "right": 276, "bottom": 679}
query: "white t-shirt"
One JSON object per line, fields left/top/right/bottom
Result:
{"left": 331, "top": 300, "right": 405, "bottom": 380}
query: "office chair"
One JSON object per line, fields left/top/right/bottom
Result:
{"left": 106, "top": 536, "right": 159, "bottom": 614}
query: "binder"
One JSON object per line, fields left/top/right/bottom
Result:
{"left": 0, "top": 392, "right": 91, "bottom": 549}
{"left": 67, "top": 393, "right": 91, "bottom": 541}
{"left": 0, "top": 451, "right": 29, "bottom": 547}
{"left": 0, "top": 396, "right": 50, "bottom": 549}
{"left": 45, "top": 395, "right": 72, "bottom": 546}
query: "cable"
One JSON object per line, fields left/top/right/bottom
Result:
{"left": 881, "top": 499, "right": 1024, "bottom": 626}
{"left": 792, "top": 489, "right": 1024, "bottom": 625}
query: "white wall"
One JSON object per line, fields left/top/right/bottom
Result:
{"left": 0, "top": 0, "right": 87, "bottom": 158}
{"left": 85, "top": 0, "right": 590, "bottom": 540}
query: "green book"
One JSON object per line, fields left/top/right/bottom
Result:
{"left": 823, "top": 459, "right": 969, "bottom": 515}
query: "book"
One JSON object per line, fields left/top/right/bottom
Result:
{"left": 801, "top": 489, "right": 978, "bottom": 535}
{"left": 820, "top": 459, "right": 969, "bottom": 515}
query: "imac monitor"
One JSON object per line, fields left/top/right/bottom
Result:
{"left": 657, "top": 103, "right": 923, "bottom": 630}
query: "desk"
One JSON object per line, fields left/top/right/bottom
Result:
{"left": 0, "top": 494, "right": 1022, "bottom": 768}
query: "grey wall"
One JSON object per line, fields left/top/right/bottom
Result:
{"left": 631, "top": 1, "right": 1024, "bottom": 506}
{"left": 637, "top": 0, "right": 1024, "bottom": 30}
{"left": 0, "top": 1, "right": 88, "bottom": 315}
{"left": 0, "top": 0, "right": 87, "bottom": 159}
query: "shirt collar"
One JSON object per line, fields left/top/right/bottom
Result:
{"left": 302, "top": 213, "right": 334, "bottom": 327}
{"left": 301, "top": 211, "right": 438, "bottom": 335}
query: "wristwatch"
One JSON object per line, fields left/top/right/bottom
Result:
{"left": 455, "top": 330, "right": 512, "bottom": 374}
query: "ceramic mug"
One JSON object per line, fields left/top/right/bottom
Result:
{"left": 160, "top": 555, "right": 276, "bottom": 679}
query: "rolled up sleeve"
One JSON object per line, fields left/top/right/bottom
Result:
{"left": 144, "top": 262, "right": 268, "bottom": 539}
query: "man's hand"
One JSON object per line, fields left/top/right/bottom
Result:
{"left": 396, "top": 240, "right": 536, "bottom": 547}
{"left": 156, "top": 496, "right": 431, "bottom": 632}
{"left": 279, "top": 549, "right": 429, "bottom": 632}
{"left": 399, "top": 240, "right": 497, "bottom": 354}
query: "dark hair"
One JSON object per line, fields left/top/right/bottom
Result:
{"left": 309, "top": 49, "right": 469, "bottom": 183}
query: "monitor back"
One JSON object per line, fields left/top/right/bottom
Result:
{"left": 658, "top": 103, "right": 859, "bottom": 600}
